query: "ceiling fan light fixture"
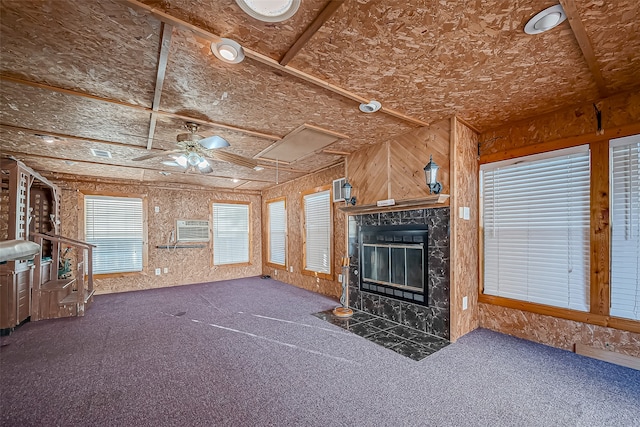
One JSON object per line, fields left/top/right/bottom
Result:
{"left": 359, "top": 100, "right": 382, "bottom": 113}
{"left": 187, "top": 152, "right": 202, "bottom": 166}
{"left": 524, "top": 5, "right": 567, "bottom": 35}
{"left": 235, "top": 0, "right": 300, "bottom": 22}
{"left": 211, "top": 38, "right": 245, "bottom": 64}
{"left": 175, "top": 155, "right": 188, "bottom": 168}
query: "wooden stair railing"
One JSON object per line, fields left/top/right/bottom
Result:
{"left": 30, "top": 232, "right": 96, "bottom": 321}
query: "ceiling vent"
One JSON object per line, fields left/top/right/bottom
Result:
{"left": 255, "top": 124, "right": 347, "bottom": 164}
{"left": 90, "top": 148, "right": 112, "bottom": 158}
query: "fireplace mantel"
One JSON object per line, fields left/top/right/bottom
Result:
{"left": 339, "top": 194, "right": 449, "bottom": 215}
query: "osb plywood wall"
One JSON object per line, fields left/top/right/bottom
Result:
{"left": 347, "top": 119, "right": 450, "bottom": 205}
{"left": 261, "top": 163, "right": 345, "bottom": 300}
{"left": 480, "top": 304, "right": 640, "bottom": 358}
{"left": 481, "top": 90, "right": 640, "bottom": 158}
{"left": 478, "top": 90, "right": 640, "bottom": 358}
{"left": 56, "top": 179, "right": 262, "bottom": 294}
{"left": 450, "top": 118, "right": 479, "bottom": 341}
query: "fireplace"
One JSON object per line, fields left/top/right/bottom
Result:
{"left": 359, "top": 224, "right": 429, "bottom": 305}
{"left": 348, "top": 207, "right": 450, "bottom": 339}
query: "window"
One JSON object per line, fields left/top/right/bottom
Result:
{"left": 85, "top": 195, "right": 144, "bottom": 275}
{"left": 267, "top": 198, "right": 286, "bottom": 267}
{"left": 610, "top": 135, "right": 640, "bottom": 320}
{"left": 302, "top": 188, "right": 332, "bottom": 277}
{"left": 481, "top": 146, "right": 590, "bottom": 311}
{"left": 213, "top": 202, "right": 250, "bottom": 265}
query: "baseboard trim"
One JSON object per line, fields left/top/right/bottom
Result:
{"left": 575, "top": 343, "right": 640, "bottom": 371}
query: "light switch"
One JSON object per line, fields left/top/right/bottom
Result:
{"left": 463, "top": 207, "right": 470, "bottom": 220}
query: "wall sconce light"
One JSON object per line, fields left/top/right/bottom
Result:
{"left": 423, "top": 155, "right": 442, "bottom": 194}
{"left": 343, "top": 181, "right": 356, "bottom": 206}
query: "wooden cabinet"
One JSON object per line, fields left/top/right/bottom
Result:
{"left": 0, "top": 263, "right": 34, "bottom": 331}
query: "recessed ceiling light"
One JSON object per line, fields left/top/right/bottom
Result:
{"left": 159, "top": 171, "right": 171, "bottom": 176}
{"left": 235, "top": 0, "right": 300, "bottom": 22}
{"left": 211, "top": 38, "right": 245, "bottom": 64}
{"left": 232, "top": 178, "right": 239, "bottom": 183}
{"left": 64, "top": 160, "right": 76, "bottom": 166}
{"left": 359, "top": 100, "right": 382, "bottom": 113}
{"left": 254, "top": 165, "right": 264, "bottom": 171}
{"left": 524, "top": 4, "right": 567, "bottom": 35}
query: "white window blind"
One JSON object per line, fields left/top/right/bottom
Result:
{"left": 213, "top": 203, "right": 249, "bottom": 265}
{"left": 481, "top": 146, "right": 590, "bottom": 311}
{"left": 85, "top": 195, "right": 143, "bottom": 274}
{"left": 268, "top": 199, "right": 286, "bottom": 265}
{"left": 610, "top": 135, "right": 640, "bottom": 320}
{"left": 304, "top": 190, "right": 331, "bottom": 274}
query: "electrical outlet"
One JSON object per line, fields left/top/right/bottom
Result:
{"left": 289, "top": 266, "right": 293, "bottom": 273}
{"left": 274, "top": 270, "right": 278, "bottom": 276}
{"left": 462, "top": 296, "right": 468, "bottom": 310}
{"left": 154, "top": 206, "right": 160, "bottom": 213}
{"left": 155, "top": 268, "right": 161, "bottom": 275}
{"left": 316, "top": 277, "right": 320, "bottom": 283}
{"left": 163, "top": 267, "right": 168, "bottom": 274}
{"left": 338, "top": 274, "right": 343, "bottom": 282}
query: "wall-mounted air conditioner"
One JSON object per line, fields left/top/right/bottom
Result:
{"left": 332, "top": 177, "right": 346, "bottom": 202}
{"left": 176, "top": 220, "right": 210, "bottom": 242}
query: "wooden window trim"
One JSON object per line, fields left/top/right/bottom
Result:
{"left": 211, "top": 200, "right": 252, "bottom": 267}
{"left": 301, "top": 185, "right": 333, "bottom": 280}
{"left": 79, "top": 190, "right": 148, "bottom": 275}
{"left": 478, "top": 127, "right": 640, "bottom": 334}
{"left": 265, "top": 196, "right": 287, "bottom": 270}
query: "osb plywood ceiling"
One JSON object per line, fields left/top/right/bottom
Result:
{"left": 1, "top": 0, "right": 638, "bottom": 189}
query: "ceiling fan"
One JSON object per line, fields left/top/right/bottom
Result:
{"left": 132, "top": 122, "right": 259, "bottom": 173}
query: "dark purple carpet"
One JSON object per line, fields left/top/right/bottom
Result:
{"left": 1, "top": 277, "right": 639, "bottom": 426}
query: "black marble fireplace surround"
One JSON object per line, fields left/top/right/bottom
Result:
{"left": 348, "top": 207, "right": 450, "bottom": 340}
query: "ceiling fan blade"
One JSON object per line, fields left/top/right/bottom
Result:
{"left": 132, "top": 149, "right": 182, "bottom": 161}
{"left": 199, "top": 135, "right": 230, "bottom": 150}
{"left": 207, "top": 151, "right": 258, "bottom": 169}
{"left": 199, "top": 164, "right": 214, "bottom": 174}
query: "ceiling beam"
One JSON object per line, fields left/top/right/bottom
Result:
{"left": 147, "top": 23, "right": 174, "bottom": 149}
{"left": 559, "top": 0, "right": 609, "bottom": 97}
{"left": 0, "top": 123, "right": 306, "bottom": 173}
{"left": 0, "top": 123, "right": 148, "bottom": 150}
{"left": 279, "top": 0, "right": 345, "bottom": 66}
{"left": 122, "top": 0, "right": 430, "bottom": 128}
{"left": 0, "top": 75, "right": 282, "bottom": 141}
{"left": 0, "top": 149, "right": 280, "bottom": 184}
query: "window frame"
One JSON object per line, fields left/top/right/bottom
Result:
{"left": 301, "top": 185, "right": 333, "bottom": 280}
{"left": 478, "top": 135, "right": 640, "bottom": 334}
{"left": 609, "top": 135, "right": 640, "bottom": 321}
{"left": 480, "top": 145, "right": 591, "bottom": 312}
{"left": 211, "top": 200, "right": 252, "bottom": 267}
{"left": 81, "top": 192, "right": 148, "bottom": 278}
{"left": 265, "top": 196, "right": 287, "bottom": 269}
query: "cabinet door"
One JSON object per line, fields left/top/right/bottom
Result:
{"left": 0, "top": 272, "right": 18, "bottom": 329}
{"left": 16, "top": 269, "right": 31, "bottom": 324}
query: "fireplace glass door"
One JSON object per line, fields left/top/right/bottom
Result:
{"left": 362, "top": 243, "right": 424, "bottom": 292}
